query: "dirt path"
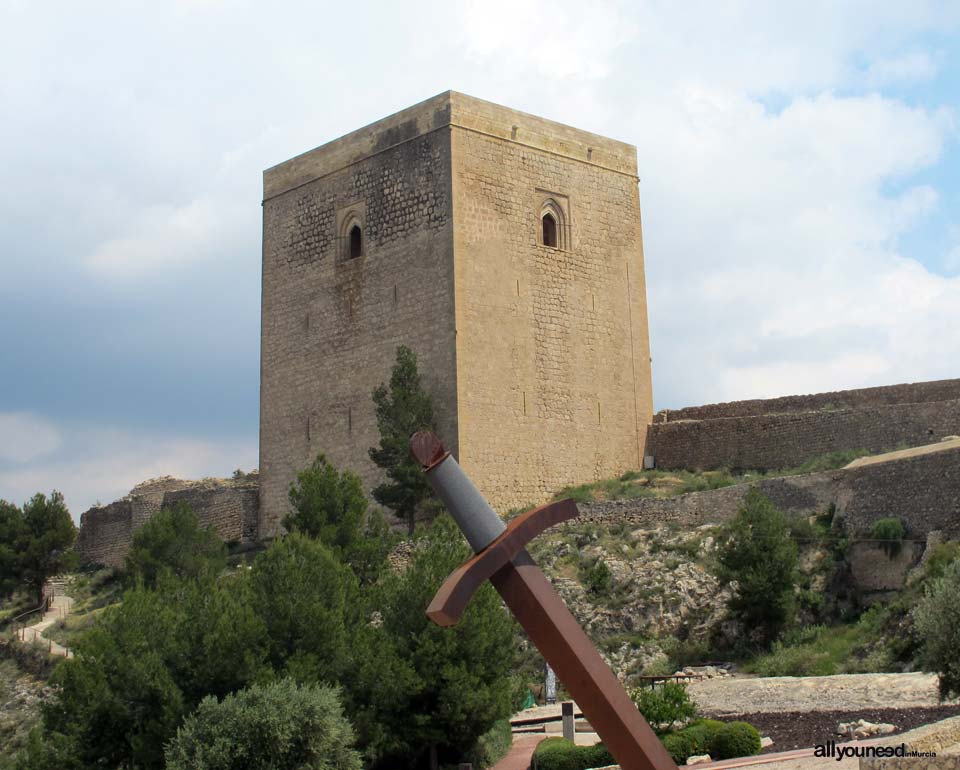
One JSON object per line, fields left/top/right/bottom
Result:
{"left": 491, "top": 734, "right": 546, "bottom": 770}
{"left": 17, "top": 596, "right": 74, "bottom": 659}
{"left": 688, "top": 673, "right": 956, "bottom": 716}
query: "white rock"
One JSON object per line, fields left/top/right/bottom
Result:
{"left": 686, "top": 755, "right": 712, "bottom": 765}
{"left": 761, "top": 737, "right": 773, "bottom": 748}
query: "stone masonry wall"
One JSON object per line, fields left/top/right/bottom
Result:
{"left": 450, "top": 94, "right": 653, "bottom": 512}
{"left": 654, "top": 378, "right": 960, "bottom": 422}
{"left": 76, "top": 475, "right": 260, "bottom": 568}
{"left": 649, "top": 398, "right": 960, "bottom": 472}
{"left": 259, "top": 92, "right": 458, "bottom": 538}
{"left": 576, "top": 447, "right": 960, "bottom": 538}
{"left": 575, "top": 447, "right": 960, "bottom": 594}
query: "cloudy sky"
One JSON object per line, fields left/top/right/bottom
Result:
{"left": 1, "top": 1, "right": 958, "bottom": 517}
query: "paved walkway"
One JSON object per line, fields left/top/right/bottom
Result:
{"left": 18, "top": 595, "right": 74, "bottom": 658}
{"left": 491, "top": 734, "right": 546, "bottom": 770}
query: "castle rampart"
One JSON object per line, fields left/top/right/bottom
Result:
{"left": 648, "top": 380, "right": 960, "bottom": 471}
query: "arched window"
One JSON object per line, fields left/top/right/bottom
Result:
{"left": 349, "top": 225, "right": 362, "bottom": 258}
{"left": 542, "top": 213, "right": 558, "bottom": 248}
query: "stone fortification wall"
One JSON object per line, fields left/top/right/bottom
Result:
{"left": 576, "top": 447, "right": 960, "bottom": 538}
{"left": 649, "top": 395, "right": 960, "bottom": 472}
{"left": 76, "top": 474, "right": 259, "bottom": 568}
{"left": 654, "top": 378, "right": 960, "bottom": 422}
{"left": 575, "top": 447, "right": 960, "bottom": 594}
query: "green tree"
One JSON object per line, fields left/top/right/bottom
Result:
{"left": 165, "top": 679, "right": 361, "bottom": 770}
{"left": 247, "top": 533, "right": 361, "bottom": 686}
{"left": 285, "top": 453, "right": 394, "bottom": 583}
{"left": 18, "top": 492, "right": 77, "bottom": 604}
{"left": 915, "top": 557, "right": 960, "bottom": 699}
{"left": 0, "top": 499, "right": 26, "bottom": 598}
{"left": 369, "top": 345, "right": 436, "bottom": 535}
{"left": 371, "top": 515, "right": 516, "bottom": 768}
{"left": 714, "top": 489, "right": 799, "bottom": 645}
{"left": 35, "top": 572, "right": 268, "bottom": 770}
{"left": 124, "top": 502, "right": 227, "bottom": 588}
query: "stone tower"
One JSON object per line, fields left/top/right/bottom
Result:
{"left": 259, "top": 91, "right": 653, "bottom": 538}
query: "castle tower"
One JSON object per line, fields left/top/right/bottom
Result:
{"left": 259, "top": 92, "right": 653, "bottom": 537}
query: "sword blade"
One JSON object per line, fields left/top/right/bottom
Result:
{"left": 491, "top": 550, "right": 677, "bottom": 770}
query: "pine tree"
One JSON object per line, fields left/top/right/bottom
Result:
{"left": 369, "top": 345, "right": 436, "bottom": 535}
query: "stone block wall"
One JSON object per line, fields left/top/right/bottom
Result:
{"left": 648, "top": 386, "right": 960, "bottom": 472}
{"left": 654, "top": 378, "right": 960, "bottom": 422}
{"left": 577, "top": 446, "right": 960, "bottom": 538}
{"left": 259, "top": 91, "right": 654, "bottom": 529}
{"left": 76, "top": 475, "right": 260, "bottom": 568}
{"left": 449, "top": 94, "right": 653, "bottom": 512}
{"left": 574, "top": 447, "right": 960, "bottom": 593}
{"left": 259, "top": 92, "right": 458, "bottom": 538}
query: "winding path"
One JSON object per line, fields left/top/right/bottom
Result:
{"left": 18, "top": 595, "right": 74, "bottom": 658}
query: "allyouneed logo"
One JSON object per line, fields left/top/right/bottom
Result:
{"left": 813, "top": 741, "right": 937, "bottom": 762}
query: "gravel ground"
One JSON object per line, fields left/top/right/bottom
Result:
{"left": 688, "top": 672, "right": 956, "bottom": 716}
{"left": 720, "top": 706, "right": 960, "bottom": 754}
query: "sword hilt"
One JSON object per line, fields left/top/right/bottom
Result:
{"left": 426, "top": 498, "right": 579, "bottom": 626}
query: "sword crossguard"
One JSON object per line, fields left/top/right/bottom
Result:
{"left": 427, "top": 498, "right": 579, "bottom": 627}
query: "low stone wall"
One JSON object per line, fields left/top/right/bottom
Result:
{"left": 648, "top": 399, "right": 960, "bottom": 472}
{"left": 654, "top": 378, "right": 960, "bottom": 422}
{"left": 76, "top": 474, "right": 260, "bottom": 568}
{"left": 575, "top": 447, "right": 960, "bottom": 593}
{"left": 863, "top": 715, "right": 960, "bottom": 768}
{"left": 578, "top": 447, "right": 960, "bottom": 537}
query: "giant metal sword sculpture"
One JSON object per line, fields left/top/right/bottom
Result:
{"left": 410, "top": 432, "right": 677, "bottom": 770}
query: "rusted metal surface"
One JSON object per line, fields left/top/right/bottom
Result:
{"left": 412, "top": 431, "right": 678, "bottom": 770}
{"left": 427, "top": 498, "right": 578, "bottom": 626}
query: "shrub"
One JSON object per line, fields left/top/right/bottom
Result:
{"left": 580, "top": 558, "right": 612, "bottom": 596}
{"left": 922, "top": 541, "right": 960, "bottom": 581}
{"left": 661, "top": 731, "right": 698, "bottom": 764}
{"left": 632, "top": 682, "right": 698, "bottom": 731}
{"left": 915, "top": 558, "right": 960, "bottom": 699}
{"left": 164, "top": 679, "right": 361, "bottom": 770}
{"left": 532, "top": 738, "right": 614, "bottom": 770}
{"left": 710, "top": 721, "right": 761, "bottom": 759}
{"left": 124, "top": 503, "right": 226, "bottom": 588}
{"left": 682, "top": 719, "right": 724, "bottom": 755}
{"left": 464, "top": 718, "right": 513, "bottom": 768}
{"left": 871, "top": 518, "right": 905, "bottom": 557}
{"left": 714, "top": 489, "right": 799, "bottom": 644}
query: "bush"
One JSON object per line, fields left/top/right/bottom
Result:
{"left": 464, "top": 718, "right": 513, "bottom": 768}
{"left": 124, "top": 503, "right": 226, "bottom": 588}
{"left": 661, "top": 731, "right": 698, "bottom": 764}
{"left": 915, "top": 558, "right": 960, "bottom": 699}
{"left": 714, "top": 489, "right": 799, "bottom": 644}
{"left": 632, "top": 682, "right": 698, "bottom": 731}
{"left": 710, "top": 721, "right": 761, "bottom": 759}
{"left": 532, "top": 738, "right": 614, "bottom": 770}
{"left": 923, "top": 541, "right": 960, "bottom": 581}
{"left": 871, "top": 518, "right": 905, "bottom": 557}
{"left": 580, "top": 558, "right": 612, "bottom": 596}
{"left": 164, "top": 679, "right": 361, "bottom": 770}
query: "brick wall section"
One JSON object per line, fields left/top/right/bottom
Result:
{"left": 76, "top": 475, "right": 260, "bottom": 568}
{"left": 654, "top": 378, "right": 960, "bottom": 422}
{"left": 575, "top": 447, "right": 960, "bottom": 538}
{"left": 648, "top": 398, "right": 960, "bottom": 472}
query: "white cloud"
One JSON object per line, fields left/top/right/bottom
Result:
{"left": 0, "top": 413, "right": 62, "bottom": 463}
{"left": 0, "top": 423, "right": 257, "bottom": 519}
{"left": 866, "top": 52, "right": 940, "bottom": 85}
